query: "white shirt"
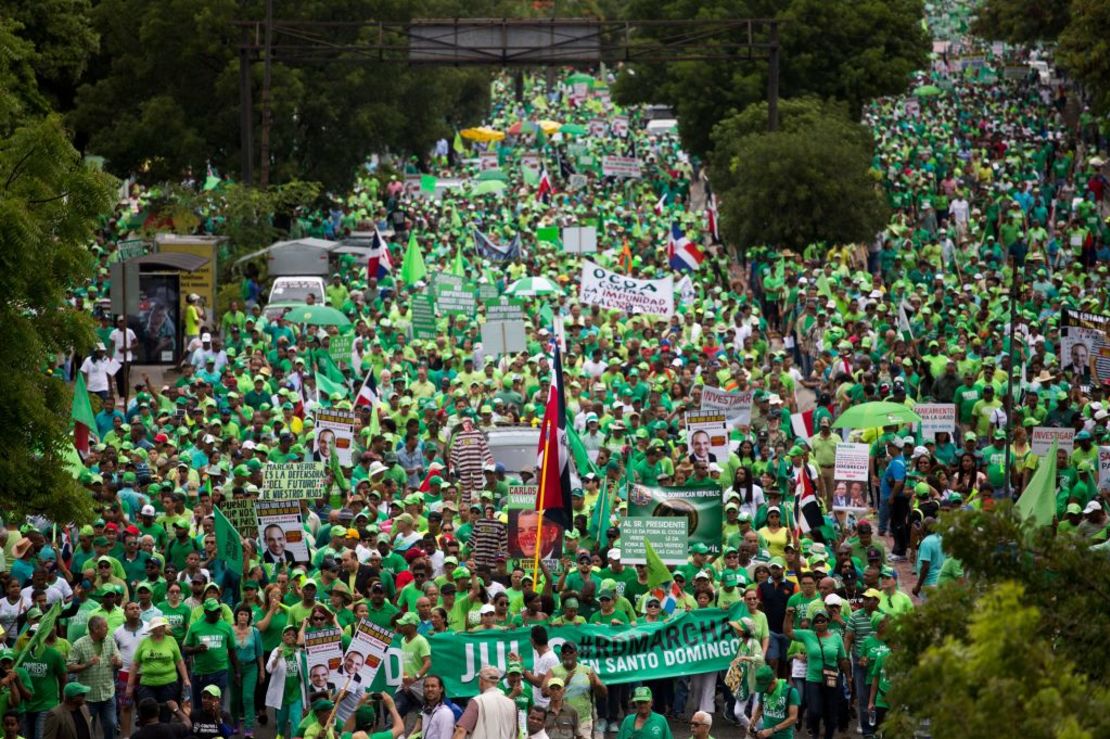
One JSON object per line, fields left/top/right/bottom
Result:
{"left": 114, "top": 622, "right": 146, "bottom": 670}
{"left": 530, "top": 647, "right": 560, "bottom": 708}
{"left": 109, "top": 327, "right": 138, "bottom": 363}
{"left": 80, "top": 355, "right": 119, "bottom": 393}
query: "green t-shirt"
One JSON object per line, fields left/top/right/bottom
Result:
{"left": 185, "top": 618, "right": 235, "bottom": 675}
{"left": 401, "top": 634, "right": 431, "bottom": 679}
{"left": 135, "top": 635, "right": 183, "bottom": 687}
{"left": 22, "top": 646, "right": 66, "bottom": 712}
{"left": 615, "top": 711, "right": 673, "bottom": 739}
{"left": 550, "top": 663, "right": 596, "bottom": 724}
{"left": 791, "top": 629, "right": 846, "bottom": 683}
{"left": 757, "top": 679, "right": 801, "bottom": 739}
{"left": 255, "top": 604, "right": 291, "bottom": 653}
{"left": 281, "top": 646, "right": 302, "bottom": 702}
{"left": 157, "top": 601, "right": 192, "bottom": 645}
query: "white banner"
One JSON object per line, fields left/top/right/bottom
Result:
{"left": 833, "top": 443, "right": 870, "bottom": 482}
{"left": 478, "top": 152, "right": 498, "bottom": 171}
{"left": 588, "top": 118, "right": 607, "bottom": 137}
{"left": 684, "top": 411, "right": 729, "bottom": 465}
{"left": 579, "top": 260, "right": 674, "bottom": 317}
{"left": 600, "top": 155, "right": 642, "bottom": 178}
{"left": 345, "top": 619, "right": 394, "bottom": 690}
{"left": 1031, "top": 427, "right": 1075, "bottom": 457}
{"left": 611, "top": 115, "right": 629, "bottom": 138}
{"left": 915, "top": 403, "right": 956, "bottom": 437}
{"left": 700, "top": 387, "right": 753, "bottom": 426}
{"left": 314, "top": 408, "right": 357, "bottom": 467}
{"left": 304, "top": 626, "right": 345, "bottom": 705}
{"left": 1099, "top": 446, "right": 1110, "bottom": 489}
{"left": 256, "top": 500, "right": 310, "bottom": 566}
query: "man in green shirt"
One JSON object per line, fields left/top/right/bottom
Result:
{"left": 750, "top": 665, "right": 800, "bottom": 739}
{"left": 615, "top": 686, "right": 673, "bottom": 739}
{"left": 182, "top": 598, "right": 239, "bottom": 710}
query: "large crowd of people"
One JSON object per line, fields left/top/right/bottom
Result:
{"left": 3, "top": 2, "right": 1109, "bottom": 739}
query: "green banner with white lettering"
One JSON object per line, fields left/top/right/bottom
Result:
{"left": 360, "top": 605, "right": 746, "bottom": 697}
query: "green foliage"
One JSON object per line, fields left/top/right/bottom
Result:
{"left": 612, "top": 0, "right": 929, "bottom": 158}
{"left": 708, "top": 97, "right": 888, "bottom": 250}
{"left": 972, "top": 0, "right": 1071, "bottom": 44}
{"left": 882, "top": 506, "right": 1110, "bottom": 737}
{"left": 0, "top": 115, "right": 117, "bottom": 525}
{"left": 1058, "top": 0, "right": 1110, "bottom": 113}
{"left": 68, "top": 0, "right": 496, "bottom": 191}
{"left": 886, "top": 581, "right": 1110, "bottom": 739}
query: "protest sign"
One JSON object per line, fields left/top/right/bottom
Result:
{"left": 1031, "top": 427, "right": 1075, "bottom": 457}
{"left": 435, "top": 282, "right": 478, "bottom": 317}
{"left": 478, "top": 152, "right": 498, "bottom": 171}
{"left": 256, "top": 499, "right": 309, "bottom": 565}
{"left": 216, "top": 499, "right": 258, "bottom": 539}
{"left": 579, "top": 260, "right": 674, "bottom": 317}
{"left": 611, "top": 115, "right": 629, "bottom": 137}
{"left": 562, "top": 226, "right": 597, "bottom": 254}
{"left": 620, "top": 517, "right": 689, "bottom": 566}
{"left": 700, "top": 387, "right": 753, "bottom": 426}
{"left": 261, "top": 462, "right": 326, "bottom": 500}
{"left": 915, "top": 403, "right": 956, "bottom": 437}
{"left": 676, "top": 275, "right": 696, "bottom": 308}
{"left": 832, "top": 443, "right": 870, "bottom": 513}
{"left": 411, "top": 290, "right": 437, "bottom": 339}
{"left": 342, "top": 619, "right": 394, "bottom": 694}
{"left": 425, "top": 606, "right": 745, "bottom": 697}
{"left": 314, "top": 409, "right": 357, "bottom": 466}
{"left": 588, "top": 118, "right": 607, "bottom": 137}
{"left": 600, "top": 156, "right": 642, "bottom": 178}
{"left": 1061, "top": 309, "right": 1110, "bottom": 391}
{"left": 304, "top": 626, "right": 345, "bottom": 705}
{"left": 684, "top": 411, "right": 729, "bottom": 465}
{"left": 520, "top": 153, "right": 540, "bottom": 178}
{"left": 481, "top": 298, "right": 527, "bottom": 355}
{"left": 1099, "top": 446, "right": 1110, "bottom": 489}
{"left": 568, "top": 173, "right": 589, "bottom": 191}
{"left": 536, "top": 226, "right": 561, "bottom": 246}
{"left": 477, "top": 281, "right": 499, "bottom": 301}
{"left": 327, "top": 333, "right": 355, "bottom": 365}
{"left": 627, "top": 484, "right": 722, "bottom": 554}
{"left": 507, "top": 486, "right": 563, "bottom": 561}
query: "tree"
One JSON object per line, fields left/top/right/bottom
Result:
{"left": 0, "top": 115, "right": 117, "bottom": 524}
{"left": 1058, "top": 0, "right": 1110, "bottom": 113}
{"left": 881, "top": 505, "right": 1110, "bottom": 737}
{"left": 972, "top": 0, "right": 1071, "bottom": 44}
{"left": 612, "top": 0, "right": 929, "bottom": 159}
{"left": 707, "top": 97, "right": 888, "bottom": 251}
{"left": 68, "top": 0, "right": 497, "bottom": 191}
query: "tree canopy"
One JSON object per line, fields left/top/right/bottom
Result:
{"left": 707, "top": 97, "right": 888, "bottom": 251}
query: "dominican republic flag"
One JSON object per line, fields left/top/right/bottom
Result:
{"left": 667, "top": 222, "right": 705, "bottom": 271}
{"left": 366, "top": 229, "right": 392, "bottom": 281}
{"left": 793, "top": 463, "right": 825, "bottom": 534}
{"left": 790, "top": 409, "right": 815, "bottom": 438}
{"left": 354, "top": 368, "right": 378, "bottom": 408}
{"left": 706, "top": 192, "right": 720, "bottom": 243}
{"left": 654, "top": 191, "right": 668, "bottom": 216}
{"left": 535, "top": 345, "right": 574, "bottom": 530}
{"left": 537, "top": 166, "right": 554, "bottom": 203}
{"left": 474, "top": 229, "right": 521, "bottom": 262}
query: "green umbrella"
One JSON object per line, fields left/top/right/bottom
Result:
{"left": 472, "top": 180, "right": 507, "bottom": 196}
{"left": 831, "top": 401, "right": 922, "bottom": 430}
{"left": 506, "top": 276, "right": 562, "bottom": 297}
{"left": 913, "top": 84, "right": 943, "bottom": 97}
{"left": 477, "top": 169, "right": 509, "bottom": 182}
{"left": 279, "top": 304, "right": 351, "bottom": 328}
{"left": 559, "top": 123, "right": 588, "bottom": 136}
{"left": 565, "top": 73, "right": 595, "bottom": 88}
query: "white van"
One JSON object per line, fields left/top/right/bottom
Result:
{"left": 264, "top": 276, "right": 327, "bottom": 320}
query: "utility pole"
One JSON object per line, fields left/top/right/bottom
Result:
{"left": 259, "top": 0, "right": 273, "bottom": 187}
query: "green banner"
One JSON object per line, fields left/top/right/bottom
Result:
{"left": 621, "top": 516, "right": 689, "bottom": 565}
{"left": 328, "top": 333, "right": 354, "bottom": 364}
{"left": 627, "top": 484, "right": 724, "bottom": 555}
{"left": 213, "top": 506, "right": 244, "bottom": 573}
{"left": 411, "top": 290, "right": 437, "bottom": 340}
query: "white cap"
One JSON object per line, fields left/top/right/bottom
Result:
{"left": 367, "top": 461, "right": 388, "bottom": 477}
{"left": 479, "top": 603, "right": 496, "bottom": 615}
{"left": 608, "top": 548, "right": 621, "bottom": 560}
{"left": 140, "top": 505, "right": 156, "bottom": 517}
{"left": 694, "top": 570, "right": 712, "bottom": 580}
{"left": 201, "top": 332, "right": 212, "bottom": 342}
{"left": 1084, "top": 501, "right": 1102, "bottom": 515}
{"left": 824, "top": 593, "right": 843, "bottom": 607}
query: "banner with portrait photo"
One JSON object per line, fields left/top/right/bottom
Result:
{"left": 256, "top": 499, "right": 310, "bottom": 566}
{"left": 1061, "top": 309, "right": 1110, "bottom": 391}
{"left": 831, "top": 443, "right": 870, "bottom": 513}
{"left": 303, "top": 626, "right": 345, "bottom": 706}
{"left": 683, "top": 412, "right": 729, "bottom": 466}
{"left": 699, "top": 387, "right": 753, "bottom": 426}
{"left": 507, "top": 485, "right": 564, "bottom": 563}
{"left": 343, "top": 619, "right": 394, "bottom": 695}
{"left": 627, "top": 484, "right": 722, "bottom": 555}
{"left": 314, "top": 409, "right": 357, "bottom": 467}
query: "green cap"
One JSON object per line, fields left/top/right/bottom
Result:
{"left": 64, "top": 683, "right": 91, "bottom": 699}
{"left": 631, "top": 686, "right": 653, "bottom": 702}
{"left": 755, "top": 665, "right": 776, "bottom": 691}
{"left": 203, "top": 598, "right": 221, "bottom": 612}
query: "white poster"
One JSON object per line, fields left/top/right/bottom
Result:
{"left": 588, "top": 118, "right": 607, "bottom": 137}
{"left": 562, "top": 226, "right": 597, "bottom": 254}
{"left": 700, "top": 387, "right": 753, "bottom": 426}
{"left": 600, "top": 156, "right": 642, "bottom": 179}
{"left": 684, "top": 411, "right": 729, "bottom": 465}
{"left": 834, "top": 443, "right": 870, "bottom": 482}
{"left": 479, "top": 152, "right": 498, "bottom": 171}
{"left": 1031, "top": 427, "right": 1075, "bottom": 457}
{"left": 314, "top": 408, "right": 357, "bottom": 467}
{"left": 579, "top": 260, "right": 674, "bottom": 317}
{"left": 916, "top": 403, "right": 956, "bottom": 437}
{"left": 256, "top": 500, "right": 310, "bottom": 566}
{"left": 304, "top": 626, "right": 345, "bottom": 705}
{"left": 1099, "top": 446, "right": 1110, "bottom": 489}
{"left": 344, "top": 619, "right": 394, "bottom": 692}
{"left": 611, "top": 115, "right": 629, "bottom": 138}
{"left": 676, "top": 275, "right": 696, "bottom": 308}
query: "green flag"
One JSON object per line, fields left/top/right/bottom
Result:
{"left": 71, "top": 372, "right": 97, "bottom": 455}
{"left": 1015, "top": 441, "right": 1058, "bottom": 527}
{"left": 315, "top": 352, "right": 347, "bottom": 385}
{"left": 213, "top": 506, "right": 244, "bottom": 573}
{"left": 420, "top": 175, "right": 437, "bottom": 194}
{"left": 453, "top": 131, "right": 465, "bottom": 154}
{"left": 521, "top": 166, "right": 539, "bottom": 187}
{"left": 401, "top": 233, "right": 427, "bottom": 286}
{"left": 14, "top": 601, "right": 61, "bottom": 669}
{"left": 644, "top": 540, "right": 672, "bottom": 588}
{"left": 589, "top": 480, "right": 611, "bottom": 549}
{"left": 450, "top": 247, "right": 467, "bottom": 278}
{"left": 315, "top": 370, "right": 348, "bottom": 400}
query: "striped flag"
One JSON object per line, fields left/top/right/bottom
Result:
{"left": 366, "top": 228, "right": 392, "bottom": 281}
{"left": 354, "top": 369, "right": 378, "bottom": 408}
{"left": 793, "top": 464, "right": 825, "bottom": 535}
{"left": 667, "top": 222, "right": 705, "bottom": 271}
{"left": 535, "top": 346, "right": 573, "bottom": 531}
{"left": 653, "top": 191, "right": 668, "bottom": 216}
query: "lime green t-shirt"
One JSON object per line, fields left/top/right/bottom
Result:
{"left": 791, "top": 629, "right": 846, "bottom": 683}
{"left": 22, "top": 646, "right": 66, "bottom": 712}
{"left": 135, "top": 635, "right": 184, "bottom": 687}
{"left": 184, "top": 618, "right": 235, "bottom": 675}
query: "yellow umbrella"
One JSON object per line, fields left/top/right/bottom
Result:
{"left": 460, "top": 126, "right": 505, "bottom": 142}
{"left": 537, "top": 120, "right": 562, "bottom": 135}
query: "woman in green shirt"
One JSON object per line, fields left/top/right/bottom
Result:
{"left": 155, "top": 581, "right": 191, "bottom": 646}
{"left": 232, "top": 606, "right": 265, "bottom": 738}
{"left": 127, "top": 617, "right": 189, "bottom": 721}
{"left": 784, "top": 607, "right": 850, "bottom": 739}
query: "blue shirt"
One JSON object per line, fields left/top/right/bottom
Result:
{"left": 915, "top": 533, "right": 945, "bottom": 587}
{"left": 879, "top": 456, "right": 906, "bottom": 500}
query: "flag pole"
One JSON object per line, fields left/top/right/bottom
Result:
{"left": 533, "top": 405, "right": 552, "bottom": 579}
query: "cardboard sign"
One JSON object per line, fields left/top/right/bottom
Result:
{"left": 261, "top": 462, "right": 326, "bottom": 500}
{"left": 1031, "top": 427, "right": 1075, "bottom": 457}
{"left": 916, "top": 404, "right": 956, "bottom": 437}
{"left": 579, "top": 260, "right": 673, "bottom": 317}
{"left": 601, "top": 156, "right": 642, "bottom": 178}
